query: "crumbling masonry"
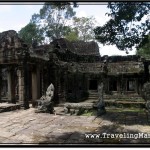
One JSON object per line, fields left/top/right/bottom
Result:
{"left": 0, "top": 30, "right": 149, "bottom": 110}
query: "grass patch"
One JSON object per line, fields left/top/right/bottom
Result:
{"left": 81, "top": 109, "right": 97, "bottom": 116}
{"left": 106, "top": 107, "right": 146, "bottom": 113}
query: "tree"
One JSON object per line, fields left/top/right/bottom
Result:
{"left": 72, "top": 16, "right": 97, "bottom": 41}
{"left": 18, "top": 23, "right": 44, "bottom": 46}
{"left": 65, "top": 30, "right": 79, "bottom": 41}
{"left": 136, "top": 34, "right": 150, "bottom": 58}
{"left": 94, "top": 2, "right": 150, "bottom": 52}
{"left": 31, "top": 2, "right": 76, "bottom": 41}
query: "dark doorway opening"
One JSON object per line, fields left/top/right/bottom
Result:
{"left": 109, "top": 79, "right": 117, "bottom": 91}
{"left": 89, "top": 80, "right": 97, "bottom": 90}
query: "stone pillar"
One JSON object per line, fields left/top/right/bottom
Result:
{"left": 18, "top": 64, "right": 29, "bottom": 109}
{"left": 32, "top": 66, "right": 40, "bottom": 107}
{"left": 97, "top": 79, "right": 106, "bottom": 116}
{"left": 18, "top": 67, "right": 24, "bottom": 106}
{"left": 117, "top": 78, "right": 121, "bottom": 94}
{"left": 7, "top": 67, "right": 15, "bottom": 103}
{"left": 37, "top": 67, "right": 41, "bottom": 98}
{"left": 135, "top": 79, "right": 139, "bottom": 94}
{"left": 41, "top": 69, "right": 44, "bottom": 96}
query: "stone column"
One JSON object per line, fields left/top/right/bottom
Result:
{"left": 117, "top": 78, "right": 121, "bottom": 94}
{"left": 135, "top": 79, "right": 139, "bottom": 94}
{"left": 41, "top": 69, "right": 44, "bottom": 96}
{"left": 32, "top": 66, "right": 40, "bottom": 107}
{"left": 97, "top": 79, "right": 106, "bottom": 116}
{"left": 18, "top": 63, "right": 29, "bottom": 109}
{"left": 18, "top": 67, "right": 24, "bottom": 106}
{"left": 7, "top": 67, "right": 15, "bottom": 103}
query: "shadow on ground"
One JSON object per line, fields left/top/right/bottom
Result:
{"left": 101, "top": 109, "right": 149, "bottom": 126}
{"left": 35, "top": 124, "right": 150, "bottom": 145}
{"left": 33, "top": 109, "right": 150, "bottom": 145}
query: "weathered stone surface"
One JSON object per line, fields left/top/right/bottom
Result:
{"left": 0, "top": 103, "right": 20, "bottom": 113}
{"left": 36, "top": 83, "right": 55, "bottom": 113}
{"left": 142, "top": 82, "right": 150, "bottom": 101}
{"left": 0, "top": 104, "right": 149, "bottom": 144}
{"left": 96, "top": 82, "right": 106, "bottom": 116}
{"left": 142, "top": 82, "right": 150, "bottom": 113}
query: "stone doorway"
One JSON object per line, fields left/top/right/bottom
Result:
{"left": 89, "top": 79, "right": 98, "bottom": 90}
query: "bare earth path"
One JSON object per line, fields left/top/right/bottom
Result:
{"left": 0, "top": 106, "right": 150, "bottom": 145}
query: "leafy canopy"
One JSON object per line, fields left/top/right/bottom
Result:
{"left": 72, "top": 16, "right": 97, "bottom": 42}
{"left": 19, "top": 2, "right": 77, "bottom": 45}
{"left": 94, "top": 2, "right": 150, "bottom": 52}
{"left": 137, "top": 34, "right": 150, "bottom": 58}
{"left": 31, "top": 2, "right": 76, "bottom": 41}
{"left": 18, "top": 23, "right": 44, "bottom": 46}
{"left": 65, "top": 16, "right": 97, "bottom": 42}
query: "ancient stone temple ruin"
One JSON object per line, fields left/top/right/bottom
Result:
{"left": 0, "top": 30, "right": 149, "bottom": 112}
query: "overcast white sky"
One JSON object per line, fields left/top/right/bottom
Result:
{"left": 0, "top": 3, "right": 136, "bottom": 56}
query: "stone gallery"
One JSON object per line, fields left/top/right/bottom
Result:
{"left": 0, "top": 30, "right": 149, "bottom": 113}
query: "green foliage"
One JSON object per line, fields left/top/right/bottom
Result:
{"left": 65, "top": 31, "right": 79, "bottom": 41}
{"left": 65, "top": 16, "right": 97, "bottom": 42}
{"left": 136, "top": 34, "right": 150, "bottom": 58}
{"left": 30, "top": 2, "right": 76, "bottom": 41}
{"left": 73, "top": 16, "right": 97, "bottom": 41}
{"left": 94, "top": 2, "right": 150, "bottom": 51}
{"left": 18, "top": 23, "right": 44, "bottom": 46}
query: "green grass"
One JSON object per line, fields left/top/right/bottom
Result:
{"left": 81, "top": 109, "right": 97, "bottom": 116}
{"left": 106, "top": 107, "right": 146, "bottom": 113}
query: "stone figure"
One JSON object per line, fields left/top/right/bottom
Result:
{"left": 96, "top": 81, "right": 106, "bottom": 116}
{"left": 35, "top": 83, "right": 55, "bottom": 113}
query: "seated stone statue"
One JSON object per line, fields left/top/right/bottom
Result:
{"left": 35, "top": 83, "right": 55, "bottom": 113}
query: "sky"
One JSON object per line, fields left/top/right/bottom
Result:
{"left": 0, "top": 2, "right": 136, "bottom": 56}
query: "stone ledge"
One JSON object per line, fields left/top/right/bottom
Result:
{"left": 64, "top": 103, "right": 94, "bottom": 110}
{"left": 0, "top": 103, "right": 21, "bottom": 112}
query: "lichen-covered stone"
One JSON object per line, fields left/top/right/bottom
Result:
{"left": 142, "top": 82, "right": 150, "bottom": 101}
{"left": 142, "top": 82, "right": 150, "bottom": 112}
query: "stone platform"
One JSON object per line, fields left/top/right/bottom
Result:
{"left": 0, "top": 103, "right": 20, "bottom": 113}
{"left": 0, "top": 107, "right": 149, "bottom": 144}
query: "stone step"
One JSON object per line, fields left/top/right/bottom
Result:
{"left": 104, "top": 96, "right": 143, "bottom": 99}
{"left": 88, "top": 94, "right": 98, "bottom": 97}
{"left": 104, "top": 95, "right": 142, "bottom": 98}
{"left": 88, "top": 96, "right": 98, "bottom": 99}
{"left": 1, "top": 97, "right": 8, "bottom": 102}
{"left": 88, "top": 93, "right": 98, "bottom": 95}
{"left": 0, "top": 103, "right": 21, "bottom": 113}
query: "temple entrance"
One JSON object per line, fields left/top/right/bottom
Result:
{"left": 89, "top": 80, "right": 98, "bottom": 90}
{"left": 109, "top": 79, "right": 117, "bottom": 91}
